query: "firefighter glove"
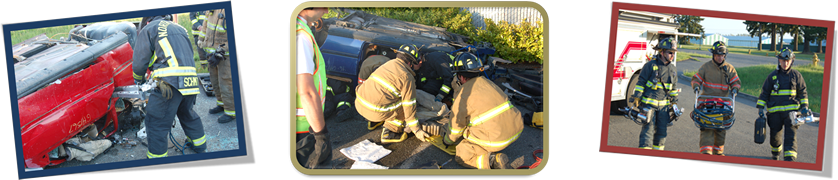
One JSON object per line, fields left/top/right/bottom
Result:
{"left": 759, "top": 108, "right": 766, "bottom": 119}
{"left": 306, "top": 127, "right": 332, "bottom": 168}
{"left": 694, "top": 86, "right": 701, "bottom": 95}
{"left": 434, "top": 94, "right": 444, "bottom": 102}
{"left": 628, "top": 96, "right": 639, "bottom": 108}
{"left": 730, "top": 88, "right": 738, "bottom": 98}
{"left": 413, "top": 129, "right": 430, "bottom": 142}
{"left": 800, "top": 106, "right": 811, "bottom": 117}
{"left": 208, "top": 52, "right": 222, "bottom": 67}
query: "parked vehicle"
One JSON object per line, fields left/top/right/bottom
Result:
{"left": 611, "top": 10, "right": 700, "bottom": 110}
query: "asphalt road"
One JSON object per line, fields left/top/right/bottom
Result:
{"left": 312, "top": 99, "right": 545, "bottom": 169}
{"left": 47, "top": 76, "right": 241, "bottom": 169}
{"left": 676, "top": 48, "right": 824, "bottom": 75}
{"left": 606, "top": 76, "right": 820, "bottom": 163}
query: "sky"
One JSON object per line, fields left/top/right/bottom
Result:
{"left": 701, "top": 16, "right": 794, "bottom": 39}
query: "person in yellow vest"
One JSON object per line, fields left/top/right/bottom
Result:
{"left": 691, "top": 41, "right": 740, "bottom": 156}
{"left": 199, "top": 9, "right": 237, "bottom": 123}
{"left": 355, "top": 44, "right": 431, "bottom": 143}
{"left": 133, "top": 15, "right": 206, "bottom": 158}
{"left": 296, "top": 7, "right": 331, "bottom": 169}
{"left": 442, "top": 52, "right": 524, "bottom": 169}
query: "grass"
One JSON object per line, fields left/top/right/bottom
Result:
{"left": 10, "top": 14, "right": 207, "bottom": 73}
{"left": 732, "top": 64, "right": 822, "bottom": 113}
{"left": 680, "top": 44, "right": 824, "bottom": 63}
{"left": 676, "top": 52, "right": 710, "bottom": 62}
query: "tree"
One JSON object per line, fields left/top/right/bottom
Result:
{"left": 801, "top": 26, "right": 826, "bottom": 53}
{"left": 777, "top": 24, "right": 789, "bottom": 50}
{"left": 676, "top": 15, "right": 705, "bottom": 45}
{"left": 769, "top": 23, "right": 777, "bottom": 51}
{"left": 744, "top": 21, "right": 768, "bottom": 51}
{"left": 788, "top": 25, "right": 802, "bottom": 51}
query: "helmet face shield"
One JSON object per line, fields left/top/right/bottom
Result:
{"left": 654, "top": 37, "right": 678, "bottom": 52}
{"left": 710, "top": 41, "right": 728, "bottom": 55}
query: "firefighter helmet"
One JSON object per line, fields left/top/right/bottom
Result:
{"left": 452, "top": 52, "right": 484, "bottom": 73}
{"left": 653, "top": 37, "right": 678, "bottom": 52}
{"left": 777, "top": 48, "right": 795, "bottom": 60}
{"left": 397, "top": 44, "right": 420, "bottom": 64}
{"left": 709, "top": 41, "right": 728, "bottom": 55}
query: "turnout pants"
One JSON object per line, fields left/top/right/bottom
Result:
{"left": 454, "top": 137, "right": 507, "bottom": 169}
{"left": 145, "top": 87, "right": 206, "bottom": 158}
{"left": 209, "top": 57, "right": 236, "bottom": 117}
{"left": 699, "top": 129, "right": 726, "bottom": 154}
{"left": 639, "top": 106, "right": 670, "bottom": 149}
{"left": 768, "top": 111, "right": 798, "bottom": 161}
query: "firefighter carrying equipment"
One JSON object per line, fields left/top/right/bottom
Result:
{"left": 754, "top": 116, "right": 766, "bottom": 144}
{"left": 691, "top": 59, "right": 741, "bottom": 98}
{"left": 755, "top": 59, "right": 808, "bottom": 114}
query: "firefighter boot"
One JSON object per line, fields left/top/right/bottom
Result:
{"left": 218, "top": 115, "right": 235, "bottom": 123}
{"left": 489, "top": 152, "right": 509, "bottom": 169}
{"left": 380, "top": 127, "right": 407, "bottom": 144}
{"left": 699, "top": 146, "right": 713, "bottom": 155}
{"left": 771, "top": 146, "right": 782, "bottom": 160}
{"left": 190, "top": 142, "right": 207, "bottom": 153}
{"left": 783, "top": 151, "right": 797, "bottom": 162}
{"left": 713, "top": 146, "right": 724, "bottom": 156}
{"left": 208, "top": 106, "right": 224, "bottom": 114}
{"left": 368, "top": 121, "right": 384, "bottom": 130}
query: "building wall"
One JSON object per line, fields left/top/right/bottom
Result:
{"left": 462, "top": 7, "right": 543, "bottom": 29}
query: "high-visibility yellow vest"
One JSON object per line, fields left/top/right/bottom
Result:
{"left": 296, "top": 17, "right": 328, "bottom": 133}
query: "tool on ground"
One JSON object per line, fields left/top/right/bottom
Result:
{"left": 425, "top": 135, "right": 456, "bottom": 155}
{"left": 516, "top": 149, "right": 543, "bottom": 169}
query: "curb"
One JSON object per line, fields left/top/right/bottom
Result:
{"left": 678, "top": 74, "right": 760, "bottom": 103}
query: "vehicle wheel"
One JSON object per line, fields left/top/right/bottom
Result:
{"left": 612, "top": 73, "right": 640, "bottom": 114}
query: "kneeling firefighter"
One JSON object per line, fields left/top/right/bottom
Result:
{"left": 627, "top": 37, "right": 682, "bottom": 150}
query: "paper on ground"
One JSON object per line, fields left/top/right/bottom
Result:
{"left": 340, "top": 139, "right": 392, "bottom": 168}
{"left": 351, "top": 161, "right": 389, "bottom": 169}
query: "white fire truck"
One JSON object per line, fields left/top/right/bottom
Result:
{"left": 611, "top": 10, "right": 700, "bottom": 110}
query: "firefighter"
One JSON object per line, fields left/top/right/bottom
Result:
{"left": 189, "top": 11, "right": 208, "bottom": 69}
{"left": 756, "top": 48, "right": 809, "bottom": 161}
{"left": 691, "top": 41, "right": 741, "bottom": 156}
{"left": 133, "top": 15, "right": 206, "bottom": 158}
{"left": 441, "top": 52, "right": 523, "bottom": 169}
{"left": 356, "top": 54, "right": 393, "bottom": 130}
{"left": 628, "top": 37, "right": 679, "bottom": 150}
{"left": 415, "top": 51, "right": 455, "bottom": 103}
{"left": 199, "top": 9, "right": 236, "bottom": 123}
{"left": 355, "top": 44, "right": 430, "bottom": 143}
{"left": 411, "top": 51, "right": 453, "bottom": 122}
{"left": 296, "top": 7, "right": 332, "bottom": 168}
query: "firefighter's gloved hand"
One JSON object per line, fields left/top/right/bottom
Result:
{"left": 800, "top": 106, "right": 812, "bottom": 117}
{"left": 730, "top": 89, "right": 738, "bottom": 98}
{"left": 413, "top": 129, "right": 430, "bottom": 142}
{"left": 628, "top": 96, "right": 639, "bottom": 108}
{"left": 208, "top": 53, "right": 222, "bottom": 67}
{"left": 434, "top": 94, "right": 444, "bottom": 102}
{"left": 306, "top": 127, "right": 332, "bottom": 169}
{"left": 694, "top": 86, "right": 701, "bottom": 95}
{"left": 758, "top": 108, "right": 766, "bottom": 119}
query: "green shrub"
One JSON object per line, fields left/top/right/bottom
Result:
{"left": 324, "top": 8, "right": 543, "bottom": 64}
